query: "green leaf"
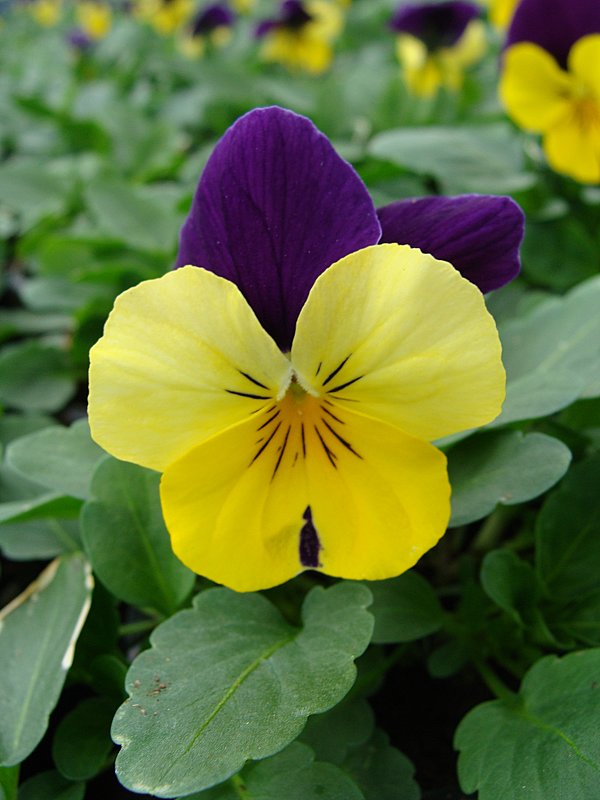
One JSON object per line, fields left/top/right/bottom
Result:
{"left": 521, "top": 217, "right": 598, "bottom": 292}
{"left": 81, "top": 458, "right": 194, "bottom": 615}
{"left": 343, "top": 730, "right": 420, "bottom": 800}
{"left": 0, "top": 342, "right": 75, "bottom": 413}
{"left": 52, "top": 697, "right": 115, "bottom": 781}
{"left": 17, "top": 771, "right": 84, "bottom": 800}
{"left": 0, "top": 765, "right": 18, "bottom": 800}
{"left": 536, "top": 453, "right": 600, "bottom": 603}
{"left": 7, "top": 420, "right": 105, "bottom": 500}
{"left": 0, "top": 162, "right": 67, "bottom": 229}
{"left": 84, "top": 177, "right": 179, "bottom": 253}
{"left": 112, "top": 583, "right": 373, "bottom": 797}
{"left": 300, "top": 698, "right": 374, "bottom": 765}
{"left": 0, "top": 554, "right": 93, "bottom": 766}
{"left": 0, "top": 519, "right": 80, "bottom": 560}
{"left": 189, "top": 742, "right": 365, "bottom": 800}
{"left": 480, "top": 550, "right": 541, "bottom": 626}
{"left": 448, "top": 431, "right": 572, "bottom": 526}
{"left": 455, "top": 649, "right": 600, "bottom": 800}
{"left": 366, "top": 572, "right": 443, "bottom": 644}
{"left": 367, "top": 123, "right": 533, "bottom": 194}
{"left": 491, "top": 277, "right": 600, "bottom": 427}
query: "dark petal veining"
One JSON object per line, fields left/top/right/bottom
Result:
{"left": 506, "top": 0, "right": 600, "bottom": 68}
{"left": 377, "top": 195, "right": 524, "bottom": 293}
{"left": 389, "top": 1, "right": 481, "bottom": 51}
{"left": 175, "top": 106, "right": 381, "bottom": 350}
{"left": 299, "top": 506, "right": 321, "bottom": 567}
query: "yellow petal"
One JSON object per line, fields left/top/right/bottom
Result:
{"left": 161, "top": 392, "right": 449, "bottom": 590}
{"left": 161, "top": 407, "right": 309, "bottom": 592}
{"left": 568, "top": 34, "right": 600, "bottom": 100}
{"left": 304, "top": 406, "right": 450, "bottom": 580}
{"left": 544, "top": 114, "right": 600, "bottom": 183}
{"left": 89, "top": 266, "right": 291, "bottom": 472}
{"left": 291, "top": 243, "right": 504, "bottom": 442}
{"left": 500, "top": 43, "right": 574, "bottom": 132}
{"left": 451, "top": 19, "right": 487, "bottom": 68}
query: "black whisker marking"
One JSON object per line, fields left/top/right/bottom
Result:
{"left": 301, "top": 423, "right": 306, "bottom": 458}
{"left": 238, "top": 370, "right": 269, "bottom": 390}
{"left": 322, "top": 406, "right": 345, "bottom": 424}
{"left": 322, "top": 419, "right": 362, "bottom": 459}
{"left": 315, "top": 361, "right": 322, "bottom": 376}
{"left": 322, "top": 354, "right": 351, "bottom": 387}
{"left": 271, "top": 426, "right": 291, "bottom": 480}
{"left": 226, "top": 389, "right": 271, "bottom": 400}
{"left": 328, "top": 375, "right": 363, "bottom": 394}
{"left": 250, "top": 422, "right": 281, "bottom": 464}
{"left": 257, "top": 410, "right": 280, "bottom": 431}
{"left": 314, "top": 425, "right": 337, "bottom": 469}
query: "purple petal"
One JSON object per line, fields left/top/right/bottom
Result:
{"left": 389, "top": 1, "right": 481, "bottom": 50}
{"left": 176, "top": 107, "right": 381, "bottom": 350}
{"left": 506, "top": 0, "right": 600, "bottom": 68}
{"left": 377, "top": 195, "right": 524, "bottom": 293}
{"left": 190, "top": 4, "right": 235, "bottom": 36}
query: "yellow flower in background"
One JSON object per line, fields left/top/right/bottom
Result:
{"left": 230, "top": 0, "right": 254, "bottom": 13}
{"left": 390, "top": 1, "right": 487, "bottom": 98}
{"left": 256, "top": 0, "right": 343, "bottom": 75}
{"left": 500, "top": 0, "right": 600, "bottom": 183}
{"left": 76, "top": 1, "right": 112, "bottom": 40}
{"left": 487, "top": 0, "right": 519, "bottom": 29}
{"left": 29, "top": 0, "right": 62, "bottom": 26}
{"left": 134, "top": 0, "right": 193, "bottom": 35}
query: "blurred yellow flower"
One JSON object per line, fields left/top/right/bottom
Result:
{"left": 76, "top": 1, "right": 112, "bottom": 40}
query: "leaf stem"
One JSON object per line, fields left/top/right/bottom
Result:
{"left": 474, "top": 659, "right": 517, "bottom": 704}
{"left": 229, "top": 773, "right": 252, "bottom": 799}
{"left": 472, "top": 507, "right": 515, "bottom": 553}
{"left": 118, "top": 618, "right": 160, "bottom": 637}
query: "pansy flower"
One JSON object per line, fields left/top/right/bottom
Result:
{"left": 27, "top": 0, "right": 62, "bottom": 26}
{"left": 255, "top": 0, "right": 343, "bottom": 75}
{"left": 486, "top": 0, "right": 519, "bottom": 30}
{"left": 390, "top": 1, "right": 487, "bottom": 98}
{"left": 500, "top": 0, "right": 600, "bottom": 183}
{"left": 76, "top": 0, "right": 112, "bottom": 40}
{"left": 179, "top": 2, "right": 235, "bottom": 58}
{"left": 88, "top": 107, "right": 523, "bottom": 592}
{"left": 134, "top": 0, "right": 193, "bottom": 35}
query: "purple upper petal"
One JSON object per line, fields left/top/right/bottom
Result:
{"left": 389, "top": 1, "right": 481, "bottom": 51}
{"left": 255, "top": 0, "right": 312, "bottom": 37}
{"left": 506, "top": 0, "right": 600, "bottom": 68}
{"left": 190, "top": 4, "right": 235, "bottom": 36}
{"left": 176, "top": 107, "right": 381, "bottom": 350}
{"left": 377, "top": 195, "right": 524, "bottom": 293}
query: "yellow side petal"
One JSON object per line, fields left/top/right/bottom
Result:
{"left": 304, "top": 407, "right": 450, "bottom": 580}
{"left": 89, "top": 266, "right": 291, "bottom": 472}
{"left": 500, "top": 43, "right": 574, "bottom": 132}
{"left": 161, "top": 410, "right": 308, "bottom": 592}
{"left": 452, "top": 19, "right": 487, "bottom": 68}
{"left": 291, "top": 244, "right": 504, "bottom": 442}
{"left": 568, "top": 34, "right": 600, "bottom": 99}
{"left": 488, "top": 0, "right": 519, "bottom": 29}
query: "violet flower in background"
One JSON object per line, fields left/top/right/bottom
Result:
{"left": 180, "top": 2, "right": 235, "bottom": 57}
{"left": 389, "top": 0, "right": 487, "bottom": 97}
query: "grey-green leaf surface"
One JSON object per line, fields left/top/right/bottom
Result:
{"left": 17, "top": 771, "right": 84, "bottom": 800}
{"left": 481, "top": 550, "right": 541, "bottom": 627}
{"left": 491, "top": 276, "right": 600, "bottom": 427}
{"left": 448, "top": 431, "right": 571, "bottom": 526}
{"left": 455, "top": 649, "right": 600, "bottom": 800}
{"left": 7, "top": 420, "right": 104, "bottom": 500}
{"left": 0, "top": 518, "right": 80, "bottom": 560}
{"left": 0, "top": 342, "right": 75, "bottom": 413}
{"left": 300, "top": 698, "right": 375, "bottom": 765}
{"left": 112, "top": 583, "right": 373, "bottom": 797}
{"left": 343, "top": 730, "right": 420, "bottom": 800}
{"left": 0, "top": 554, "right": 93, "bottom": 766}
{"left": 81, "top": 458, "right": 194, "bottom": 615}
{"left": 367, "top": 123, "right": 533, "bottom": 194}
{"left": 190, "top": 742, "right": 365, "bottom": 800}
{"left": 536, "top": 453, "right": 600, "bottom": 604}
{"left": 0, "top": 162, "right": 68, "bottom": 229}
{"left": 366, "top": 572, "right": 443, "bottom": 643}
{"left": 52, "top": 697, "right": 116, "bottom": 781}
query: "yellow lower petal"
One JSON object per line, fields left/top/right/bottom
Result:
{"left": 568, "top": 35, "right": 600, "bottom": 99}
{"left": 544, "top": 113, "right": 600, "bottom": 183}
{"left": 160, "top": 390, "right": 450, "bottom": 590}
{"left": 291, "top": 244, "right": 505, "bottom": 443}
{"left": 89, "top": 266, "right": 291, "bottom": 472}
{"left": 500, "top": 43, "right": 574, "bottom": 132}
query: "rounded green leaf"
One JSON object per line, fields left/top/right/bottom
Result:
{"left": 0, "top": 342, "right": 75, "bottom": 413}
{"left": 343, "top": 730, "right": 420, "bottom": 800}
{"left": 112, "top": 583, "right": 373, "bottom": 797}
{"left": 449, "top": 431, "right": 571, "bottom": 526}
{"left": 52, "top": 697, "right": 116, "bottom": 781}
{"left": 0, "top": 555, "right": 93, "bottom": 766}
{"left": 366, "top": 572, "right": 443, "bottom": 644}
{"left": 17, "top": 771, "right": 84, "bottom": 800}
{"left": 81, "top": 457, "right": 195, "bottom": 615}
{"left": 456, "top": 649, "right": 600, "bottom": 800}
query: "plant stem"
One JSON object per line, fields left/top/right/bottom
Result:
{"left": 118, "top": 618, "right": 160, "bottom": 637}
{"left": 474, "top": 659, "right": 517, "bottom": 704}
{"left": 230, "top": 774, "right": 252, "bottom": 799}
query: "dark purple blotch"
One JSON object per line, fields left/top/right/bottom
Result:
{"left": 506, "top": 0, "right": 600, "bottom": 68}
{"left": 189, "top": 3, "right": 235, "bottom": 38}
{"left": 256, "top": 0, "right": 312, "bottom": 38}
{"left": 389, "top": 1, "right": 481, "bottom": 52}
{"left": 299, "top": 506, "right": 321, "bottom": 568}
